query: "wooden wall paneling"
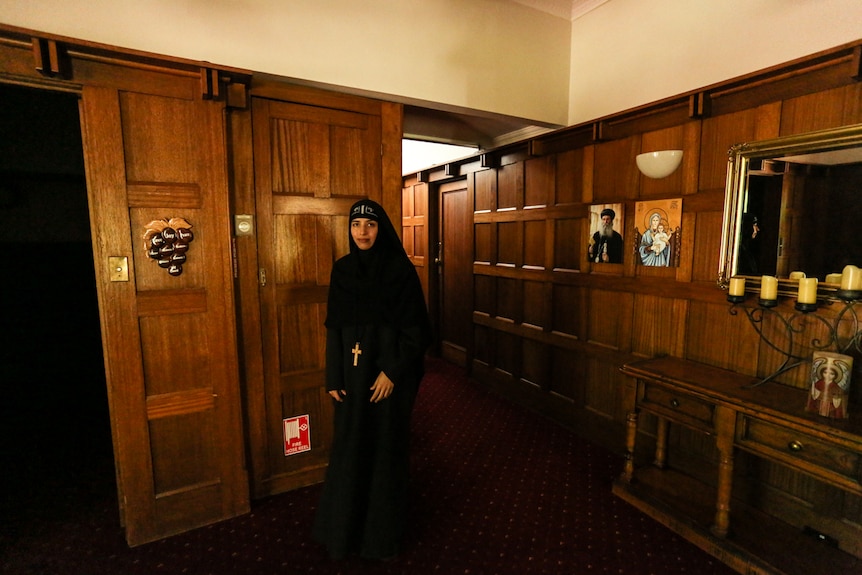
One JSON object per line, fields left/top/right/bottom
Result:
{"left": 525, "top": 155, "right": 553, "bottom": 208}
{"left": 673, "top": 211, "right": 696, "bottom": 284}
{"left": 523, "top": 219, "right": 546, "bottom": 269}
{"left": 548, "top": 346, "right": 579, "bottom": 416}
{"left": 581, "top": 145, "right": 595, "bottom": 204}
{"left": 586, "top": 288, "right": 633, "bottom": 352}
{"left": 629, "top": 293, "right": 688, "bottom": 359}
{"left": 474, "top": 221, "right": 493, "bottom": 265}
{"left": 494, "top": 329, "right": 519, "bottom": 378}
{"left": 473, "top": 274, "right": 495, "bottom": 317}
{"left": 553, "top": 148, "right": 582, "bottom": 205}
{"left": 496, "top": 162, "right": 523, "bottom": 210}
{"left": 601, "top": 96, "right": 693, "bottom": 142}
{"left": 697, "top": 103, "right": 782, "bottom": 192}
{"left": 402, "top": 181, "right": 429, "bottom": 301}
{"left": 521, "top": 338, "right": 550, "bottom": 390}
{"left": 380, "top": 101, "right": 403, "bottom": 219}
{"left": 780, "top": 82, "right": 862, "bottom": 135}
{"left": 551, "top": 283, "right": 582, "bottom": 340}
{"left": 705, "top": 42, "right": 862, "bottom": 119}
{"left": 685, "top": 300, "right": 759, "bottom": 372}
{"left": 497, "top": 220, "right": 521, "bottom": 267}
{"left": 584, "top": 356, "right": 628, "bottom": 425}
{"left": 592, "top": 136, "right": 640, "bottom": 202}
{"left": 552, "top": 215, "right": 581, "bottom": 272}
{"left": 474, "top": 168, "right": 496, "bottom": 212}
{"left": 522, "top": 279, "right": 548, "bottom": 329}
{"left": 473, "top": 322, "right": 493, "bottom": 368}
{"left": 496, "top": 276, "right": 520, "bottom": 323}
{"left": 689, "top": 211, "right": 724, "bottom": 284}
{"left": 681, "top": 121, "right": 702, "bottom": 196}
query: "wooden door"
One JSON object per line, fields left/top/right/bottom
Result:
{"left": 249, "top": 95, "right": 383, "bottom": 496}
{"left": 80, "top": 85, "right": 249, "bottom": 546}
{"left": 438, "top": 179, "right": 473, "bottom": 366}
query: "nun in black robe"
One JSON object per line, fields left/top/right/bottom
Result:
{"left": 312, "top": 199, "right": 432, "bottom": 561}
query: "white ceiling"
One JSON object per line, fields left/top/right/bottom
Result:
{"left": 509, "top": 0, "right": 609, "bottom": 21}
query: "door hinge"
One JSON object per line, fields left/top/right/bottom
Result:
{"left": 259, "top": 267, "right": 267, "bottom": 287}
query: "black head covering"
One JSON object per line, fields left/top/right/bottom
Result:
{"left": 600, "top": 208, "right": 615, "bottom": 220}
{"left": 325, "top": 199, "right": 428, "bottom": 331}
{"left": 346, "top": 199, "right": 405, "bottom": 259}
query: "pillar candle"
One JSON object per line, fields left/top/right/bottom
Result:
{"left": 797, "top": 278, "right": 818, "bottom": 304}
{"left": 841, "top": 265, "right": 861, "bottom": 290}
{"left": 729, "top": 277, "right": 746, "bottom": 296}
{"left": 761, "top": 275, "right": 778, "bottom": 300}
{"left": 789, "top": 271, "right": 806, "bottom": 281}
{"left": 825, "top": 273, "right": 843, "bottom": 285}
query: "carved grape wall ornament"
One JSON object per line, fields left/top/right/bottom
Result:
{"left": 143, "top": 217, "right": 194, "bottom": 276}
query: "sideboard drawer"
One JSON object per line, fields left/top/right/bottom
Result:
{"left": 736, "top": 415, "right": 862, "bottom": 493}
{"left": 639, "top": 382, "right": 715, "bottom": 433}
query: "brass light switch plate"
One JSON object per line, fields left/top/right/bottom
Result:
{"left": 109, "top": 256, "right": 129, "bottom": 282}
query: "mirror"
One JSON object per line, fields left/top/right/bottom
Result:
{"left": 719, "top": 123, "right": 862, "bottom": 299}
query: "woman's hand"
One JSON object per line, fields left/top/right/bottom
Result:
{"left": 369, "top": 372, "right": 394, "bottom": 403}
{"left": 328, "top": 389, "right": 347, "bottom": 402}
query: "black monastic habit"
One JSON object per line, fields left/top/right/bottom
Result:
{"left": 312, "top": 199, "right": 431, "bottom": 560}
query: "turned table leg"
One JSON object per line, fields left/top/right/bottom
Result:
{"left": 711, "top": 406, "right": 735, "bottom": 538}
{"left": 621, "top": 411, "right": 638, "bottom": 483}
{"left": 653, "top": 417, "right": 669, "bottom": 469}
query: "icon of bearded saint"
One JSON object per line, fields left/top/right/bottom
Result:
{"left": 589, "top": 207, "right": 623, "bottom": 263}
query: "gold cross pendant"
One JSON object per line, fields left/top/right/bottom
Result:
{"left": 351, "top": 342, "right": 362, "bottom": 366}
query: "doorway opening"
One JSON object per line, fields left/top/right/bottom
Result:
{"left": 0, "top": 84, "right": 116, "bottom": 542}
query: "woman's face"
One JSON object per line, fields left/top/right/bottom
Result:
{"left": 351, "top": 218, "right": 378, "bottom": 250}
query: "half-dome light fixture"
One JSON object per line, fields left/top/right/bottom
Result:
{"left": 636, "top": 150, "right": 683, "bottom": 179}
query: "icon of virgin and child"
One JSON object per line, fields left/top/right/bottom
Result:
{"left": 635, "top": 200, "right": 682, "bottom": 267}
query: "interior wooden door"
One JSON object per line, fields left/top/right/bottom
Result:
{"left": 80, "top": 84, "right": 249, "bottom": 546}
{"left": 250, "top": 95, "right": 383, "bottom": 496}
{"left": 438, "top": 179, "right": 473, "bottom": 366}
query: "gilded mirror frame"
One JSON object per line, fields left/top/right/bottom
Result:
{"left": 719, "top": 122, "right": 862, "bottom": 299}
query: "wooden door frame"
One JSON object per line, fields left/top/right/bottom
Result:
{"left": 0, "top": 24, "right": 254, "bottom": 545}
{"left": 435, "top": 177, "right": 474, "bottom": 367}
{"left": 230, "top": 79, "right": 404, "bottom": 498}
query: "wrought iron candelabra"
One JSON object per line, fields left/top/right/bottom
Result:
{"left": 727, "top": 292, "right": 862, "bottom": 387}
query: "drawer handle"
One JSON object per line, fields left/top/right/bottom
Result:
{"left": 670, "top": 398, "right": 680, "bottom": 408}
{"left": 787, "top": 440, "right": 804, "bottom": 452}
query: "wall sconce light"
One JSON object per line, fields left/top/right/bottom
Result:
{"left": 636, "top": 150, "right": 683, "bottom": 179}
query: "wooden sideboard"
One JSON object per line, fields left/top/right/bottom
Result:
{"left": 613, "top": 356, "right": 862, "bottom": 575}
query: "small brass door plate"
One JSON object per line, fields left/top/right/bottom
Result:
{"left": 109, "top": 256, "right": 129, "bottom": 282}
{"left": 235, "top": 214, "right": 254, "bottom": 237}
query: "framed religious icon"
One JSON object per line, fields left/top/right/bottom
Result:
{"left": 806, "top": 351, "right": 853, "bottom": 419}
{"left": 588, "top": 203, "right": 624, "bottom": 264}
{"left": 634, "top": 199, "right": 682, "bottom": 267}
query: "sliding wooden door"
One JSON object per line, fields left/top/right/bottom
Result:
{"left": 81, "top": 82, "right": 249, "bottom": 546}
{"left": 247, "top": 90, "right": 399, "bottom": 496}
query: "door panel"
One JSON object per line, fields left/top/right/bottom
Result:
{"left": 81, "top": 84, "right": 248, "bottom": 546}
{"left": 251, "top": 96, "right": 382, "bottom": 495}
{"left": 439, "top": 180, "right": 473, "bottom": 366}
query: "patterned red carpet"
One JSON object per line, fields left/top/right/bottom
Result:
{"left": 1, "top": 357, "right": 735, "bottom": 575}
